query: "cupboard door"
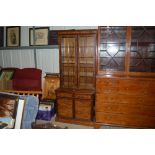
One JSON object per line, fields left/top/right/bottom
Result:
{"left": 75, "top": 99, "right": 93, "bottom": 120}
{"left": 78, "top": 34, "right": 96, "bottom": 89}
{"left": 130, "top": 26, "right": 155, "bottom": 72}
{"left": 99, "top": 26, "right": 127, "bottom": 72}
{"left": 57, "top": 98, "right": 73, "bottom": 119}
{"left": 60, "top": 35, "right": 78, "bottom": 88}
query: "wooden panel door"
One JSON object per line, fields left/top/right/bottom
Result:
{"left": 60, "top": 35, "right": 78, "bottom": 88}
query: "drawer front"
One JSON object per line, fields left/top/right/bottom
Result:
{"left": 96, "top": 78, "right": 150, "bottom": 95}
{"left": 96, "top": 93, "right": 155, "bottom": 106}
{"left": 118, "top": 80, "right": 147, "bottom": 94}
{"left": 57, "top": 98, "right": 73, "bottom": 118}
{"left": 96, "top": 112, "right": 155, "bottom": 128}
{"left": 96, "top": 78, "right": 119, "bottom": 92}
{"left": 74, "top": 94, "right": 92, "bottom": 100}
{"left": 56, "top": 92, "right": 72, "bottom": 98}
{"left": 75, "top": 99, "right": 93, "bottom": 120}
{"left": 96, "top": 103, "right": 155, "bottom": 117}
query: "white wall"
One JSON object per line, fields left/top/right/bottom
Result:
{"left": 0, "top": 26, "right": 97, "bottom": 74}
{"left": 36, "top": 48, "right": 59, "bottom": 74}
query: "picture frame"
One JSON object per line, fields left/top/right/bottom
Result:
{"left": 0, "top": 70, "right": 15, "bottom": 80}
{"left": 0, "top": 27, "right": 4, "bottom": 47}
{"left": 29, "top": 27, "right": 49, "bottom": 46}
{"left": 6, "top": 26, "right": 20, "bottom": 47}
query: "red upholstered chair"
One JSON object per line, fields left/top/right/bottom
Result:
{"left": 12, "top": 68, "right": 42, "bottom": 91}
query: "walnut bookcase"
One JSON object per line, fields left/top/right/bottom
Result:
{"left": 96, "top": 26, "right": 155, "bottom": 128}
{"left": 56, "top": 30, "right": 97, "bottom": 125}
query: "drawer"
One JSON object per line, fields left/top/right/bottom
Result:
{"left": 96, "top": 103, "right": 155, "bottom": 117}
{"left": 56, "top": 92, "right": 73, "bottom": 98}
{"left": 74, "top": 94, "right": 93, "bottom": 100}
{"left": 96, "top": 112, "right": 155, "bottom": 128}
{"left": 57, "top": 98, "right": 73, "bottom": 119}
{"left": 96, "top": 78, "right": 119, "bottom": 92}
{"left": 118, "top": 79, "right": 148, "bottom": 94}
{"left": 96, "top": 93, "right": 155, "bottom": 106}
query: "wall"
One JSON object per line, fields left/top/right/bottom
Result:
{"left": 0, "top": 26, "right": 97, "bottom": 75}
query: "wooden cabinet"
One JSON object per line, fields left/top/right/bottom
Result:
{"left": 56, "top": 30, "right": 97, "bottom": 123}
{"left": 42, "top": 74, "right": 60, "bottom": 100}
{"left": 96, "top": 26, "right": 155, "bottom": 128}
{"left": 56, "top": 88, "right": 95, "bottom": 121}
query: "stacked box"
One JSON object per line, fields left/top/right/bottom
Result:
{"left": 36, "top": 100, "right": 56, "bottom": 121}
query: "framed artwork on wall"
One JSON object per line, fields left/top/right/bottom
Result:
{"left": 29, "top": 27, "right": 49, "bottom": 46}
{"left": 6, "top": 26, "right": 20, "bottom": 47}
{"left": 0, "top": 27, "right": 4, "bottom": 47}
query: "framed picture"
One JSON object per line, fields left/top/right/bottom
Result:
{"left": 6, "top": 26, "right": 20, "bottom": 47}
{"left": 0, "top": 27, "right": 4, "bottom": 47}
{"left": 0, "top": 70, "right": 14, "bottom": 80}
{"left": 29, "top": 27, "right": 49, "bottom": 46}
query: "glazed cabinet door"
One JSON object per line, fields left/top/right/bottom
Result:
{"left": 60, "top": 35, "right": 78, "bottom": 88}
{"left": 78, "top": 34, "right": 96, "bottom": 89}
{"left": 98, "top": 26, "right": 127, "bottom": 74}
{"left": 130, "top": 27, "right": 155, "bottom": 72}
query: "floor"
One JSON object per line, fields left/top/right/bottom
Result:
{"left": 36, "top": 115, "right": 126, "bottom": 129}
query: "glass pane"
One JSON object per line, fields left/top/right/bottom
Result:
{"left": 99, "top": 26, "right": 127, "bottom": 71}
{"left": 130, "top": 26, "right": 155, "bottom": 72}
{"left": 61, "top": 36, "right": 77, "bottom": 88}
{"left": 78, "top": 35, "right": 96, "bottom": 89}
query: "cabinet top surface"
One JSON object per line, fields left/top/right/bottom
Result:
{"left": 58, "top": 29, "right": 97, "bottom": 35}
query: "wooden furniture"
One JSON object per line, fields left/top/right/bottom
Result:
{"left": 56, "top": 88, "right": 95, "bottom": 121}
{"left": 12, "top": 68, "right": 42, "bottom": 91}
{"left": 56, "top": 30, "right": 97, "bottom": 124}
{"left": 96, "top": 26, "right": 155, "bottom": 128}
{"left": 2, "top": 90, "right": 42, "bottom": 99}
{"left": 42, "top": 73, "right": 60, "bottom": 100}
{"left": 0, "top": 68, "right": 43, "bottom": 99}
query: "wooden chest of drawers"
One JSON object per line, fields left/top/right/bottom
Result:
{"left": 96, "top": 76, "right": 155, "bottom": 128}
{"left": 56, "top": 88, "right": 95, "bottom": 121}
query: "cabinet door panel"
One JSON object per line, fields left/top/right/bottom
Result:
{"left": 78, "top": 34, "right": 96, "bottom": 89}
{"left": 75, "top": 99, "right": 93, "bottom": 120}
{"left": 99, "top": 26, "right": 127, "bottom": 72}
{"left": 60, "top": 35, "right": 77, "bottom": 88}
{"left": 57, "top": 98, "right": 73, "bottom": 118}
{"left": 130, "top": 27, "right": 155, "bottom": 72}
